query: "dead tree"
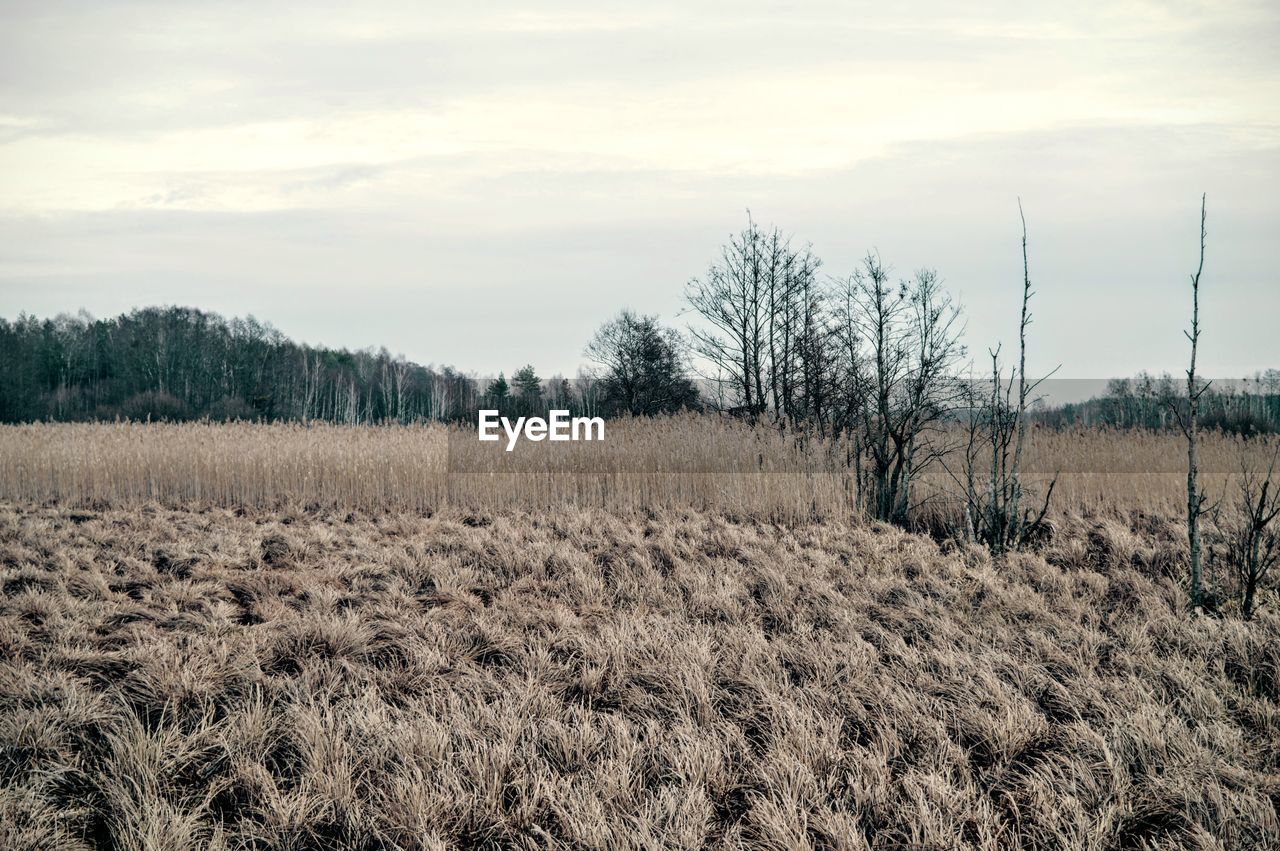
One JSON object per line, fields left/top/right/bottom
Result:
{"left": 963, "top": 348, "right": 1056, "bottom": 555}
{"left": 1171, "top": 195, "right": 1210, "bottom": 609}
{"left": 956, "top": 202, "right": 1057, "bottom": 555}
{"left": 1008, "top": 201, "right": 1033, "bottom": 535}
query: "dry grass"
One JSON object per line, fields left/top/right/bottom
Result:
{"left": 1, "top": 420, "right": 1274, "bottom": 521}
{"left": 1, "top": 503, "right": 1278, "bottom": 849}
{"left": 2, "top": 421, "right": 1277, "bottom": 848}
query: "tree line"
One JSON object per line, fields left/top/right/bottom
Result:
{"left": 0, "top": 308, "right": 478, "bottom": 424}
{"left": 0, "top": 212, "right": 1031, "bottom": 531}
{"left": 5, "top": 303, "right": 1269, "bottom": 435}
{"left": 0, "top": 306, "right": 701, "bottom": 426}
{"left": 1035, "top": 373, "right": 1280, "bottom": 435}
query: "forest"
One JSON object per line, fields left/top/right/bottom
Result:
{"left": 0, "top": 305, "right": 709, "bottom": 424}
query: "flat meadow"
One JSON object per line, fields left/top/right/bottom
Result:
{"left": 1, "top": 419, "right": 1278, "bottom": 850}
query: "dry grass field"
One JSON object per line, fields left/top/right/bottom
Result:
{"left": 1, "top": 419, "right": 1273, "bottom": 520}
{"left": 2, "top": 421, "right": 1279, "bottom": 849}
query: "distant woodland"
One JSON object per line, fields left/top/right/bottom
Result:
{"left": 0, "top": 307, "right": 493, "bottom": 424}
{"left": 1040, "top": 373, "right": 1280, "bottom": 435}
{"left": 2, "top": 304, "right": 1276, "bottom": 433}
{"left": 0, "top": 306, "right": 698, "bottom": 425}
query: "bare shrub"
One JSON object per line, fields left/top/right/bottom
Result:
{"left": 1210, "top": 448, "right": 1280, "bottom": 619}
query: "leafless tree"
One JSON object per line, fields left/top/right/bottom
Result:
{"left": 685, "top": 214, "right": 819, "bottom": 426}
{"left": 686, "top": 216, "right": 971, "bottom": 528}
{"left": 1211, "top": 448, "right": 1280, "bottom": 619}
{"left": 685, "top": 215, "right": 768, "bottom": 412}
{"left": 835, "top": 255, "right": 965, "bottom": 525}
{"left": 791, "top": 265, "right": 837, "bottom": 435}
{"left": 575, "top": 369, "right": 602, "bottom": 419}
{"left": 960, "top": 349, "right": 1056, "bottom": 555}
{"left": 956, "top": 202, "right": 1057, "bottom": 554}
{"left": 1170, "top": 195, "right": 1210, "bottom": 609}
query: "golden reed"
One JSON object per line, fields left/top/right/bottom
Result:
{"left": 1, "top": 417, "right": 1274, "bottom": 520}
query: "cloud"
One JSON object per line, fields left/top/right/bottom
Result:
{"left": 0, "top": 1, "right": 1277, "bottom": 376}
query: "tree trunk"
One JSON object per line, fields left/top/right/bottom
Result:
{"left": 1186, "top": 194, "right": 1207, "bottom": 609}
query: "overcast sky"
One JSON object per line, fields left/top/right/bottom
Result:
{"left": 1, "top": 0, "right": 1277, "bottom": 381}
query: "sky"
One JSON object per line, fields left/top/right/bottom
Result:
{"left": 1, "top": 0, "right": 1277, "bottom": 383}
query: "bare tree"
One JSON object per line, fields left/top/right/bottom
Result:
{"left": 829, "top": 270, "right": 871, "bottom": 459}
{"left": 1212, "top": 448, "right": 1280, "bottom": 619}
{"left": 685, "top": 214, "right": 817, "bottom": 425}
{"left": 792, "top": 261, "right": 836, "bottom": 435}
{"left": 686, "top": 215, "right": 768, "bottom": 413}
{"left": 961, "top": 348, "right": 1056, "bottom": 555}
{"left": 1170, "top": 195, "right": 1210, "bottom": 609}
{"left": 956, "top": 202, "right": 1057, "bottom": 555}
{"left": 837, "top": 256, "right": 965, "bottom": 525}
{"left": 1008, "top": 202, "right": 1034, "bottom": 533}
{"left": 391, "top": 357, "right": 411, "bottom": 422}
{"left": 575, "top": 369, "right": 602, "bottom": 419}
{"left": 686, "top": 216, "right": 968, "bottom": 528}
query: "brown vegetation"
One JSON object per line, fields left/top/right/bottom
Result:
{"left": 2, "top": 421, "right": 1278, "bottom": 847}
{"left": 2, "top": 419, "right": 1276, "bottom": 521}
{"left": 1, "top": 501, "right": 1278, "bottom": 849}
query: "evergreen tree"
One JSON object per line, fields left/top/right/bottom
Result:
{"left": 512, "top": 365, "right": 542, "bottom": 404}
{"left": 486, "top": 373, "right": 509, "bottom": 404}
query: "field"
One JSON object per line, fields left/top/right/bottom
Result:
{"left": 1, "top": 419, "right": 1272, "bottom": 519}
{"left": 2, "top": 421, "right": 1279, "bottom": 849}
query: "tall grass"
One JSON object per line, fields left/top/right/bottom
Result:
{"left": 1, "top": 417, "right": 1274, "bottom": 520}
{"left": 1, "top": 504, "right": 1276, "bottom": 848}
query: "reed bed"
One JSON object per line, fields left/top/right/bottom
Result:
{"left": 0, "top": 418, "right": 1274, "bottom": 521}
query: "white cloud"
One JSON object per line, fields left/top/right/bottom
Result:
{"left": 0, "top": 1, "right": 1276, "bottom": 375}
